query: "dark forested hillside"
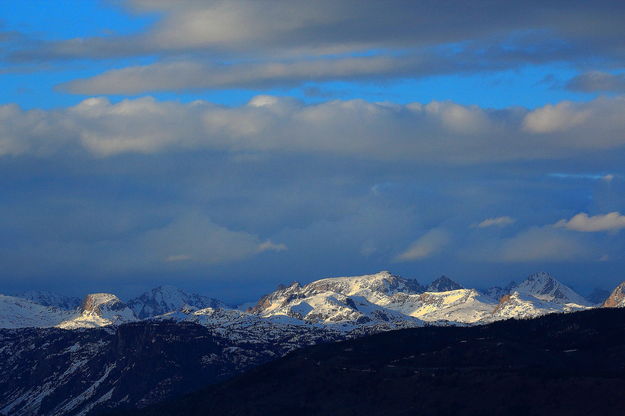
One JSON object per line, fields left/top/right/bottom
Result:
{"left": 120, "top": 308, "right": 625, "bottom": 416}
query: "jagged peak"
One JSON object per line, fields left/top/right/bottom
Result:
{"left": 513, "top": 272, "right": 589, "bottom": 305}
{"left": 426, "top": 275, "right": 463, "bottom": 292}
{"left": 603, "top": 281, "right": 625, "bottom": 308}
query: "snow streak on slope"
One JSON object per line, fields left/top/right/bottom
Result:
{"left": 0, "top": 320, "right": 343, "bottom": 416}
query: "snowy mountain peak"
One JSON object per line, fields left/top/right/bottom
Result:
{"left": 57, "top": 293, "right": 137, "bottom": 329}
{"left": 249, "top": 271, "right": 424, "bottom": 329}
{"left": 304, "top": 271, "right": 423, "bottom": 297}
{"left": 127, "top": 286, "right": 226, "bottom": 319}
{"left": 603, "top": 281, "right": 625, "bottom": 308}
{"left": 512, "top": 272, "right": 589, "bottom": 306}
{"left": 426, "top": 276, "right": 463, "bottom": 292}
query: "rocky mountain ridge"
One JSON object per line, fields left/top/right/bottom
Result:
{"left": 0, "top": 271, "right": 613, "bottom": 331}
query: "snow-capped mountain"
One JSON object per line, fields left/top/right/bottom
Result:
{"left": 488, "top": 292, "right": 565, "bottom": 321}
{"left": 0, "top": 271, "right": 597, "bottom": 331}
{"left": 58, "top": 293, "right": 137, "bottom": 329}
{"left": 249, "top": 271, "right": 593, "bottom": 326}
{"left": 0, "top": 271, "right": 616, "bottom": 416}
{"left": 127, "top": 285, "right": 226, "bottom": 319}
{"left": 510, "top": 272, "right": 590, "bottom": 306}
{"left": 426, "top": 275, "right": 463, "bottom": 292}
{"left": 0, "top": 294, "right": 76, "bottom": 328}
{"left": 385, "top": 289, "right": 498, "bottom": 324}
{"left": 273, "top": 270, "right": 423, "bottom": 302}
{"left": 250, "top": 272, "right": 423, "bottom": 330}
{"left": 603, "top": 281, "right": 625, "bottom": 308}
{"left": 16, "top": 290, "right": 81, "bottom": 310}
{"left": 250, "top": 271, "right": 492, "bottom": 325}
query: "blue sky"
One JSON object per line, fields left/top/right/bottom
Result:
{"left": 1, "top": 0, "right": 625, "bottom": 302}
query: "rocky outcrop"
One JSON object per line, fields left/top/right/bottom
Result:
{"left": 603, "top": 282, "right": 625, "bottom": 308}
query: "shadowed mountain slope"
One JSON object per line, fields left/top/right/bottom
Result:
{"left": 123, "top": 307, "right": 625, "bottom": 416}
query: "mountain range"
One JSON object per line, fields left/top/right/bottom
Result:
{"left": 1, "top": 271, "right": 624, "bottom": 415}
{"left": 1, "top": 270, "right": 602, "bottom": 331}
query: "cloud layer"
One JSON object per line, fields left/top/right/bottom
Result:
{"left": 6, "top": 0, "right": 625, "bottom": 94}
{"left": 3, "top": 95, "right": 625, "bottom": 165}
{"left": 2, "top": 1, "right": 625, "bottom": 298}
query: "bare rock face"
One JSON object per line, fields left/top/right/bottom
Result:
{"left": 81, "top": 293, "right": 127, "bottom": 314}
{"left": 603, "top": 282, "right": 625, "bottom": 308}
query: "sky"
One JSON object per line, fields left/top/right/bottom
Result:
{"left": 2, "top": 0, "right": 625, "bottom": 303}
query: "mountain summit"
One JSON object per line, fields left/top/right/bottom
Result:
{"left": 58, "top": 293, "right": 136, "bottom": 329}
{"left": 426, "top": 276, "right": 463, "bottom": 292}
{"left": 603, "top": 281, "right": 625, "bottom": 308}
{"left": 511, "top": 272, "right": 589, "bottom": 306}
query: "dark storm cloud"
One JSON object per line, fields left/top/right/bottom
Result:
{"left": 11, "top": 0, "right": 625, "bottom": 59}
{"left": 1, "top": 94, "right": 625, "bottom": 296}
{"left": 8, "top": 0, "right": 625, "bottom": 93}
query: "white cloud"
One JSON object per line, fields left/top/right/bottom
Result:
{"left": 394, "top": 229, "right": 449, "bottom": 262}
{"left": 554, "top": 212, "right": 625, "bottom": 232}
{"left": 0, "top": 96, "right": 625, "bottom": 172}
{"left": 2, "top": 96, "right": 625, "bottom": 168}
{"left": 59, "top": 56, "right": 437, "bottom": 95}
{"left": 257, "top": 240, "right": 288, "bottom": 253}
{"left": 475, "top": 216, "right": 515, "bottom": 228}
{"left": 523, "top": 101, "right": 591, "bottom": 133}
